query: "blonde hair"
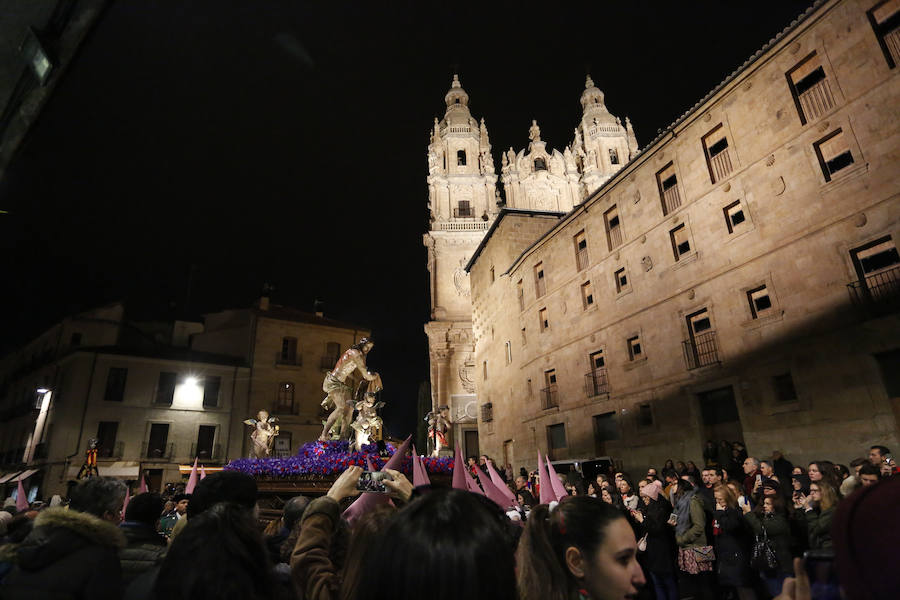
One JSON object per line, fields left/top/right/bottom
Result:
{"left": 713, "top": 483, "right": 738, "bottom": 509}
{"left": 811, "top": 482, "right": 839, "bottom": 511}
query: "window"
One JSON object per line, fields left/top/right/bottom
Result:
{"left": 604, "top": 205, "right": 623, "bottom": 250}
{"left": 323, "top": 342, "right": 341, "bottom": 369}
{"left": 489, "top": 266, "right": 495, "bottom": 283}
{"left": 574, "top": 230, "right": 589, "bottom": 271}
{"left": 657, "top": 162, "right": 681, "bottom": 215}
{"left": 202, "top": 376, "right": 221, "bottom": 408}
{"left": 586, "top": 350, "right": 608, "bottom": 397}
{"left": 104, "top": 367, "right": 127, "bottom": 402}
{"left": 702, "top": 124, "right": 733, "bottom": 183}
{"left": 279, "top": 337, "right": 298, "bottom": 365}
{"left": 505, "top": 341, "right": 512, "bottom": 365}
{"left": 196, "top": 425, "right": 216, "bottom": 459}
{"left": 483, "top": 361, "right": 488, "bottom": 380}
{"left": 156, "top": 372, "right": 176, "bottom": 406}
{"left": 638, "top": 403, "right": 654, "bottom": 427}
{"left": 96, "top": 421, "right": 118, "bottom": 458}
{"left": 70, "top": 332, "right": 82, "bottom": 346}
{"left": 542, "top": 370, "right": 558, "bottom": 409}
{"left": 786, "top": 52, "right": 835, "bottom": 124}
{"left": 455, "top": 200, "right": 473, "bottom": 218}
{"left": 723, "top": 200, "right": 747, "bottom": 234}
{"left": 534, "top": 157, "right": 547, "bottom": 171}
{"left": 669, "top": 224, "right": 692, "bottom": 260}
{"left": 547, "top": 423, "right": 567, "bottom": 452}
{"left": 592, "top": 412, "right": 619, "bottom": 455}
{"left": 813, "top": 129, "right": 854, "bottom": 182}
{"left": 146, "top": 423, "right": 169, "bottom": 459}
{"left": 521, "top": 327, "right": 527, "bottom": 346}
{"left": 849, "top": 236, "right": 900, "bottom": 302}
{"left": 457, "top": 149, "right": 466, "bottom": 166}
{"left": 276, "top": 382, "right": 295, "bottom": 414}
{"left": 614, "top": 267, "right": 629, "bottom": 293}
{"left": 590, "top": 350, "right": 605, "bottom": 370}
{"left": 773, "top": 373, "right": 798, "bottom": 403}
{"left": 747, "top": 286, "right": 773, "bottom": 318}
{"left": 481, "top": 402, "right": 493, "bottom": 422}
{"left": 609, "top": 148, "right": 619, "bottom": 165}
{"left": 517, "top": 279, "right": 525, "bottom": 311}
{"left": 627, "top": 336, "right": 643, "bottom": 360}
{"left": 581, "top": 281, "right": 595, "bottom": 309}
{"left": 539, "top": 307, "right": 549, "bottom": 332}
{"left": 685, "top": 309, "right": 719, "bottom": 369}
{"left": 868, "top": 0, "right": 900, "bottom": 68}
{"left": 534, "top": 263, "right": 546, "bottom": 297}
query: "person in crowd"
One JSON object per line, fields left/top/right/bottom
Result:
{"left": 879, "top": 455, "right": 896, "bottom": 478}
{"left": 515, "top": 476, "right": 537, "bottom": 507}
{"left": 703, "top": 440, "right": 719, "bottom": 468}
{"left": 857, "top": 463, "right": 881, "bottom": 487}
{"left": 724, "top": 480, "right": 749, "bottom": 514}
{"left": 868, "top": 444, "right": 890, "bottom": 467}
{"left": 264, "top": 495, "right": 311, "bottom": 566}
{"left": 698, "top": 468, "right": 718, "bottom": 511}
{"left": 674, "top": 461, "right": 687, "bottom": 476}
{"left": 601, "top": 487, "right": 626, "bottom": 512}
{"left": 807, "top": 461, "right": 840, "bottom": 493}
{"left": 759, "top": 460, "right": 777, "bottom": 482}
{"left": 840, "top": 458, "right": 869, "bottom": 496}
{"left": 742, "top": 457, "right": 762, "bottom": 499}
{"left": 742, "top": 494, "right": 794, "bottom": 597}
{"left": 771, "top": 450, "right": 793, "bottom": 483}
{"left": 1, "top": 477, "right": 127, "bottom": 600}
{"left": 671, "top": 478, "right": 714, "bottom": 600}
{"left": 517, "top": 495, "right": 645, "bottom": 600}
{"left": 685, "top": 461, "right": 700, "bottom": 480}
{"left": 119, "top": 492, "right": 168, "bottom": 587}
{"left": 663, "top": 459, "right": 675, "bottom": 471}
{"left": 800, "top": 481, "right": 838, "bottom": 550}
{"left": 631, "top": 480, "right": 677, "bottom": 600}
{"left": 646, "top": 467, "right": 658, "bottom": 480}
{"left": 337, "top": 504, "right": 396, "bottom": 599}
{"left": 661, "top": 468, "right": 679, "bottom": 502}
{"left": 834, "top": 463, "right": 850, "bottom": 483}
{"left": 711, "top": 483, "right": 755, "bottom": 600}
{"left": 618, "top": 475, "right": 638, "bottom": 510}
{"left": 790, "top": 466, "right": 805, "bottom": 477}
{"left": 586, "top": 482, "right": 599, "bottom": 498}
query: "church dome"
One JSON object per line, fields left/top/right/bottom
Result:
{"left": 443, "top": 74, "right": 477, "bottom": 129}
{"left": 580, "top": 75, "right": 617, "bottom": 126}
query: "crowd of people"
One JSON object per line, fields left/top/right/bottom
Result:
{"left": 0, "top": 441, "right": 896, "bottom": 600}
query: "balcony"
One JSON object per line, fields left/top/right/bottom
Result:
{"left": 709, "top": 148, "right": 733, "bottom": 183}
{"left": 661, "top": 185, "right": 681, "bottom": 215}
{"left": 607, "top": 225, "right": 623, "bottom": 250}
{"left": 584, "top": 369, "right": 609, "bottom": 397}
{"left": 847, "top": 266, "right": 900, "bottom": 313}
{"left": 275, "top": 352, "right": 302, "bottom": 367}
{"left": 142, "top": 442, "right": 175, "bottom": 461}
{"left": 576, "top": 247, "right": 590, "bottom": 271}
{"left": 453, "top": 206, "right": 475, "bottom": 218}
{"left": 683, "top": 331, "right": 720, "bottom": 370}
{"left": 190, "top": 443, "right": 222, "bottom": 461}
{"left": 541, "top": 385, "right": 559, "bottom": 410}
{"left": 798, "top": 78, "right": 834, "bottom": 122}
{"left": 320, "top": 355, "right": 338, "bottom": 370}
{"left": 98, "top": 441, "right": 124, "bottom": 459}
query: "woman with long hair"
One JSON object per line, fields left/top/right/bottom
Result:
{"left": 711, "top": 484, "right": 754, "bottom": 600}
{"left": 807, "top": 461, "right": 840, "bottom": 494}
{"left": 517, "top": 496, "right": 646, "bottom": 600}
{"left": 631, "top": 481, "right": 677, "bottom": 600}
{"left": 802, "top": 481, "right": 839, "bottom": 549}
{"left": 742, "top": 495, "right": 794, "bottom": 596}
{"left": 671, "top": 479, "right": 714, "bottom": 600}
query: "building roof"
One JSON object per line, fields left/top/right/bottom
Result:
{"left": 252, "top": 304, "right": 370, "bottom": 332}
{"left": 464, "top": 208, "right": 566, "bottom": 272}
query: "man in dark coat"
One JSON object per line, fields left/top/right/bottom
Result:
{"left": 119, "top": 492, "right": 167, "bottom": 587}
{"left": 0, "top": 476, "right": 127, "bottom": 600}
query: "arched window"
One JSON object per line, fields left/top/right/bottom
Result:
{"left": 534, "top": 157, "right": 547, "bottom": 171}
{"left": 276, "top": 382, "right": 295, "bottom": 414}
{"left": 457, "top": 150, "right": 466, "bottom": 166}
{"left": 608, "top": 148, "right": 619, "bottom": 165}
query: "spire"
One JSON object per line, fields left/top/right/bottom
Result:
{"left": 585, "top": 74, "right": 594, "bottom": 89}
{"left": 626, "top": 116, "right": 639, "bottom": 158}
{"left": 444, "top": 73, "right": 470, "bottom": 108}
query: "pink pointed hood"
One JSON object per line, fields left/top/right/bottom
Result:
{"left": 15, "top": 479, "right": 28, "bottom": 512}
{"left": 138, "top": 473, "right": 148, "bottom": 494}
{"left": 452, "top": 443, "right": 468, "bottom": 490}
{"left": 465, "top": 469, "right": 485, "bottom": 495}
{"left": 538, "top": 450, "right": 555, "bottom": 505}
{"left": 343, "top": 435, "right": 411, "bottom": 525}
{"left": 184, "top": 457, "right": 199, "bottom": 494}
{"left": 487, "top": 460, "right": 518, "bottom": 506}
{"left": 475, "top": 468, "right": 513, "bottom": 508}
{"left": 200, "top": 465, "right": 207, "bottom": 480}
{"left": 411, "top": 445, "right": 431, "bottom": 487}
{"left": 546, "top": 459, "right": 568, "bottom": 501}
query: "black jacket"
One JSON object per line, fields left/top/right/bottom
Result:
{"left": 119, "top": 522, "right": 167, "bottom": 587}
{"left": 744, "top": 511, "right": 794, "bottom": 576}
{"left": 0, "top": 507, "right": 126, "bottom": 600}
{"left": 637, "top": 497, "right": 677, "bottom": 575}
{"left": 712, "top": 507, "right": 754, "bottom": 587}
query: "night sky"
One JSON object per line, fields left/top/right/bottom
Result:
{"left": 0, "top": 1, "right": 815, "bottom": 437}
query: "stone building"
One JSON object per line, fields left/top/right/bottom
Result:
{"left": 0, "top": 299, "right": 369, "bottom": 499}
{"left": 464, "top": 0, "right": 900, "bottom": 472}
{"left": 424, "top": 74, "right": 635, "bottom": 457}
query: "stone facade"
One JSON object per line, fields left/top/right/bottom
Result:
{"left": 465, "top": 0, "right": 900, "bottom": 474}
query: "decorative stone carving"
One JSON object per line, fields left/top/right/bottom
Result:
{"left": 687, "top": 289, "right": 695, "bottom": 300}
{"left": 641, "top": 256, "right": 653, "bottom": 272}
{"left": 722, "top": 182, "right": 731, "bottom": 192}
{"left": 766, "top": 154, "right": 776, "bottom": 167}
{"left": 854, "top": 212, "right": 867, "bottom": 227}
{"left": 772, "top": 176, "right": 786, "bottom": 196}
{"left": 633, "top": 189, "right": 641, "bottom": 204}
{"left": 448, "top": 328, "right": 470, "bottom": 344}
{"left": 458, "top": 358, "right": 475, "bottom": 393}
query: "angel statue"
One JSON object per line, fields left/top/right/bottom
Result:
{"left": 244, "top": 410, "right": 280, "bottom": 458}
{"left": 425, "top": 405, "right": 451, "bottom": 457}
{"left": 349, "top": 379, "right": 385, "bottom": 452}
{"left": 320, "top": 338, "right": 379, "bottom": 440}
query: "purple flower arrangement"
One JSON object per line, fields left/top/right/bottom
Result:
{"left": 224, "top": 439, "right": 454, "bottom": 479}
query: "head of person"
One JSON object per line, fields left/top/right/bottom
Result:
{"left": 646, "top": 468, "right": 657, "bottom": 479}
{"left": 792, "top": 466, "right": 806, "bottom": 476}
{"left": 515, "top": 476, "right": 528, "bottom": 490}
{"left": 879, "top": 459, "right": 895, "bottom": 478}
{"left": 467, "top": 457, "right": 477, "bottom": 467}
{"left": 772, "top": 450, "right": 784, "bottom": 461}
{"left": 760, "top": 460, "right": 774, "bottom": 478}
{"left": 69, "top": 476, "right": 127, "bottom": 523}
{"left": 809, "top": 482, "right": 838, "bottom": 511}
{"left": 163, "top": 500, "right": 174, "bottom": 514}
{"left": 662, "top": 468, "right": 678, "bottom": 485}
{"left": 686, "top": 461, "right": 698, "bottom": 472}
{"left": 850, "top": 457, "right": 868, "bottom": 477}
{"left": 725, "top": 480, "right": 743, "bottom": 500}
{"left": 479, "top": 455, "right": 488, "bottom": 466}
{"left": 339, "top": 504, "right": 397, "bottom": 599}
{"left": 639, "top": 480, "right": 662, "bottom": 505}
{"left": 674, "top": 461, "right": 686, "bottom": 473}
{"left": 517, "top": 496, "right": 645, "bottom": 600}
{"left": 791, "top": 473, "right": 811, "bottom": 495}
{"left": 355, "top": 489, "right": 517, "bottom": 600}
{"left": 173, "top": 494, "right": 190, "bottom": 515}
{"left": 754, "top": 494, "right": 786, "bottom": 517}
{"left": 663, "top": 459, "right": 674, "bottom": 470}
{"left": 674, "top": 478, "right": 694, "bottom": 498}
{"left": 713, "top": 483, "right": 737, "bottom": 509}
{"left": 188, "top": 471, "right": 258, "bottom": 519}
{"left": 762, "top": 479, "right": 781, "bottom": 497}
{"left": 596, "top": 473, "right": 608, "bottom": 485}
{"left": 614, "top": 472, "right": 624, "bottom": 483}
{"left": 743, "top": 457, "right": 760, "bottom": 476}
{"left": 281, "top": 495, "right": 311, "bottom": 533}
{"left": 808, "top": 461, "right": 837, "bottom": 487}
{"left": 680, "top": 472, "right": 700, "bottom": 489}
{"left": 701, "top": 468, "right": 714, "bottom": 487}
{"left": 616, "top": 477, "right": 632, "bottom": 496}
{"left": 869, "top": 445, "right": 890, "bottom": 466}
{"left": 600, "top": 488, "right": 614, "bottom": 504}
{"left": 124, "top": 492, "right": 164, "bottom": 526}
{"left": 858, "top": 463, "right": 881, "bottom": 487}
{"left": 154, "top": 502, "right": 274, "bottom": 600}
{"left": 835, "top": 464, "right": 850, "bottom": 481}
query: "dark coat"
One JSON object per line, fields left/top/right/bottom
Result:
{"left": 291, "top": 496, "right": 343, "bottom": 600}
{"left": 712, "top": 507, "right": 754, "bottom": 587}
{"left": 805, "top": 506, "right": 834, "bottom": 550}
{"left": 638, "top": 497, "right": 677, "bottom": 575}
{"left": 0, "top": 506, "right": 126, "bottom": 600}
{"left": 118, "top": 522, "right": 167, "bottom": 587}
{"left": 744, "top": 511, "right": 794, "bottom": 576}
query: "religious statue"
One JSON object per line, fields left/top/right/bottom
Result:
{"left": 320, "top": 338, "right": 379, "bottom": 440}
{"left": 244, "top": 410, "right": 280, "bottom": 458}
{"left": 425, "top": 405, "right": 451, "bottom": 457}
{"left": 529, "top": 119, "right": 541, "bottom": 142}
{"left": 76, "top": 438, "right": 99, "bottom": 479}
{"left": 349, "top": 379, "right": 385, "bottom": 452}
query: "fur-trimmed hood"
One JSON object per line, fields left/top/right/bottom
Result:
{"left": 12, "top": 507, "right": 126, "bottom": 571}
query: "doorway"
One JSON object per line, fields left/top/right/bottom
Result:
{"left": 696, "top": 385, "right": 743, "bottom": 446}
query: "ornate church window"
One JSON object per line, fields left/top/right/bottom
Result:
{"left": 457, "top": 150, "right": 466, "bottom": 166}
{"left": 609, "top": 148, "right": 619, "bottom": 165}
{"left": 534, "top": 157, "right": 547, "bottom": 171}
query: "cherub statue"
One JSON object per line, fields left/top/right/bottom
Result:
{"left": 76, "top": 438, "right": 99, "bottom": 479}
{"left": 244, "top": 410, "right": 280, "bottom": 458}
{"left": 425, "top": 405, "right": 451, "bottom": 457}
{"left": 320, "top": 338, "right": 379, "bottom": 440}
{"left": 350, "top": 385, "right": 385, "bottom": 452}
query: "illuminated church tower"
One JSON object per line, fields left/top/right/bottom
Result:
{"left": 423, "top": 75, "right": 497, "bottom": 455}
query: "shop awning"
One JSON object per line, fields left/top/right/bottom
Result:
{"left": 11, "top": 469, "right": 40, "bottom": 482}
{"left": 66, "top": 461, "right": 140, "bottom": 478}
{"left": 0, "top": 471, "right": 22, "bottom": 484}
